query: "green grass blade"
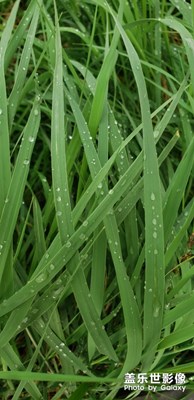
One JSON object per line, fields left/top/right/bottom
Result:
{"left": 0, "top": 99, "right": 40, "bottom": 297}
{"left": 51, "top": 1, "right": 118, "bottom": 362}
{"left": 8, "top": 1, "right": 41, "bottom": 126}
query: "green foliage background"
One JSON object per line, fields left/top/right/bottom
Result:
{"left": 0, "top": 0, "right": 193, "bottom": 398}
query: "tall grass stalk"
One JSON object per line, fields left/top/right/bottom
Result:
{"left": 0, "top": 0, "right": 193, "bottom": 398}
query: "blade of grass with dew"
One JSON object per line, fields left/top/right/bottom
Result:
{"left": 69, "top": 66, "right": 180, "bottom": 283}
{"left": 88, "top": 104, "right": 109, "bottom": 359}
{"left": 66, "top": 90, "right": 142, "bottom": 370}
{"left": 52, "top": 4, "right": 118, "bottom": 362}
{"left": 13, "top": 199, "right": 33, "bottom": 265}
{"left": 109, "top": 110, "right": 140, "bottom": 272}
{"left": 72, "top": 59, "right": 188, "bottom": 180}
{"left": 103, "top": 1, "right": 165, "bottom": 369}
{"left": 15, "top": 231, "right": 105, "bottom": 337}
{"left": 0, "top": 99, "right": 40, "bottom": 292}
{"left": 14, "top": 272, "right": 69, "bottom": 334}
{"left": 69, "top": 5, "right": 115, "bottom": 198}
{"left": 0, "top": 119, "right": 180, "bottom": 316}
{"left": 8, "top": 0, "right": 42, "bottom": 126}
{"left": 0, "top": 151, "right": 154, "bottom": 317}
{"left": 86, "top": 8, "right": 123, "bottom": 356}
{"left": 1, "top": 1, "right": 194, "bottom": 397}
{"left": 4, "top": 0, "right": 37, "bottom": 71}
{"left": 51, "top": 3, "right": 74, "bottom": 244}
{"left": 0, "top": 133, "right": 176, "bottom": 318}
{"left": 0, "top": 299, "right": 34, "bottom": 348}
{"left": 117, "top": 129, "right": 180, "bottom": 275}
{"left": 88, "top": 1, "right": 125, "bottom": 137}
{"left": 51, "top": 1, "right": 117, "bottom": 362}
{"left": 0, "top": 158, "right": 144, "bottom": 370}
{"left": 163, "top": 137, "right": 194, "bottom": 244}
{"left": 154, "top": 0, "right": 162, "bottom": 108}
{"left": 34, "top": 320, "right": 92, "bottom": 375}
{"left": 33, "top": 197, "right": 47, "bottom": 262}
{"left": 44, "top": 11, "right": 55, "bottom": 69}
{"left": 0, "top": 0, "right": 20, "bottom": 298}
{"left": 170, "top": 0, "right": 193, "bottom": 27}
{"left": 2, "top": 268, "right": 92, "bottom": 378}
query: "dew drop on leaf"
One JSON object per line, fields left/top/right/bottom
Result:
{"left": 36, "top": 273, "right": 46, "bottom": 283}
{"left": 23, "top": 159, "right": 30, "bottom": 165}
{"left": 28, "top": 136, "right": 35, "bottom": 143}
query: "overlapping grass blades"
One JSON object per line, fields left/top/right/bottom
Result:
{"left": 0, "top": 0, "right": 193, "bottom": 398}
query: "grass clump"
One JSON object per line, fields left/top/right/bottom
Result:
{"left": 0, "top": 0, "right": 193, "bottom": 398}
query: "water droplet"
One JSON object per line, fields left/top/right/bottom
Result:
{"left": 151, "top": 193, "right": 155, "bottom": 201}
{"left": 152, "top": 218, "right": 157, "bottom": 225}
{"left": 83, "top": 220, "right": 88, "bottom": 227}
{"left": 109, "top": 189, "right": 114, "bottom": 195}
{"left": 32, "top": 308, "right": 38, "bottom": 314}
{"left": 97, "top": 182, "right": 102, "bottom": 189}
{"left": 34, "top": 109, "right": 39, "bottom": 116}
{"left": 153, "top": 305, "right": 160, "bottom": 318}
{"left": 53, "top": 287, "right": 63, "bottom": 297}
{"left": 154, "top": 249, "right": 158, "bottom": 255}
{"left": 23, "top": 159, "right": 29, "bottom": 165}
{"left": 49, "top": 264, "right": 55, "bottom": 271}
{"left": 65, "top": 241, "right": 71, "bottom": 248}
{"left": 28, "top": 136, "right": 35, "bottom": 143}
{"left": 36, "top": 273, "right": 46, "bottom": 283}
{"left": 153, "top": 232, "right": 157, "bottom": 239}
{"left": 56, "top": 211, "right": 62, "bottom": 216}
{"left": 79, "top": 233, "right": 85, "bottom": 240}
{"left": 108, "top": 209, "right": 113, "bottom": 215}
{"left": 57, "top": 196, "right": 61, "bottom": 202}
{"left": 0, "top": 109, "right": 3, "bottom": 115}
